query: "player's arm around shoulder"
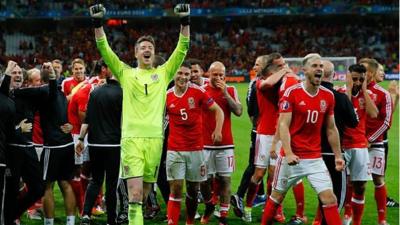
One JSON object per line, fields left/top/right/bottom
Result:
{"left": 163, "top": 4, "right": 191, "bottom": 81}
{"left": 90, "top": 4, "right": 126, "bottom": 81}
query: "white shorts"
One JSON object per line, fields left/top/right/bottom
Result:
{"left": 273, "top": 156, "right": 333, "bottom": 194}
{"left": 73, "top": 134, "right": 89, "bottom": 165}
{"left": 368, "top": 145, "right": 385, "bottom": 176}
{"left": 344, "top": 148, "right": 372, "bottom": 181}
{"left": 254, "top": 134, "right": 279, "bottom": 168}
{"left": 204, "top": 149, "right": 234, "bottom": 177}
{"left": 166, "top": 150, "right": 207, "bottom": 182}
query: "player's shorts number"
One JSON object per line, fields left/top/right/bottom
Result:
{"left": 180, "top": 108, "right": 188, "bottom": 120}
{"left": 372, "top": 156, "right": 383, "bottom": 169}
{"left": 306, "top": 110, "right": 318, "bottom": 124}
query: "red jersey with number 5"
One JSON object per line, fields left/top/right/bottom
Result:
{"left": 279, "top": 83, "right": 335, "bottom": 159}
{"left": 166, "top": 84, "right": 214, "bottom": 151}
{"left": 203, "top": 84, "right": 240, "bottom": 149}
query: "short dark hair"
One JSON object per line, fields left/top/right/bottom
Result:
{"left": 349, "top": 64, "right": 367, "bottom": 74}
{"left": 181, "top": 60, "right": 191, "bottom": 70}
{"left": 261, "top": 52, "right": 282, "bottom": 75}
{"left": 186, "top": 58, "right": 204, "bottom": 69}
{"left": 135, "top": 35, "right": 155, "bottom": 49}
{"left": 93, "top": 59, "right": 107, "bottom": 75}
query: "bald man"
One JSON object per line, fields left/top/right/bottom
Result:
{"left": 200, "top": 61, "right": 242, "bottom": 225}
{"left": 312, "top": 60, "right": 359, "bottom": 225}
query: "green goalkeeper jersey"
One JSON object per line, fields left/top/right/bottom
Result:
{"left": 96, "top": 34, "right": 189, "bottom": 138}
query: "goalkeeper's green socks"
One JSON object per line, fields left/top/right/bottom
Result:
{"left": 128, "top": 202, "right": 143, "bottom": 225}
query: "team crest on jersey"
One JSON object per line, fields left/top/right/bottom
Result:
{"left": 151, "top": 74, "right": 159, "bottom": 81}
{"left": 320, "top": 100, "right": 327, "bottom": 112}
{"left": 188, "top": 97, "right": 195, "bottom": 109}
{"left": 281, "top": 100, "right": 290, "bottom": 110}
{"left": 359, "top": 98, "right": 365, "bottom": 109}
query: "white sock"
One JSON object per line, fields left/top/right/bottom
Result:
{"left": 44, "top": 218, "right": 54, "bottom": 225}
{"left": 66, "top": 215, "right": 75, "bottom": 225}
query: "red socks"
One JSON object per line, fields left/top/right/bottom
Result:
{"left": 261, "top": 197, "right": 279, "bottom": 225}
{"left": 70, "top": 178, "right": 84, "bottom": 215}
{"left": 351, "top": 193, "right": 365, "bottom": 225}
{"left": 293, "top": 181, "right": 305, "bottom": 217}
{"left": 185, "top": 194, "right": 198, "bottom": 225}
{"left": 344, "top": 183, "right": 353, "bottom": 217}
{"left": 313, "top": 206, "right": 322, "bottom": 225}
{"left": 375, "top": 184, "right": 387, "bottom": 223}
{"left": 322, "top": 204, "right": 341, "bottom": 225}
{"left": 220, "top": 203, "right": 230, "bottom": 219}
{"left": 167, "top": 194, "right": 181, "bottom": 225}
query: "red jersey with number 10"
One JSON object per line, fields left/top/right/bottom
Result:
{"left": 279, "top": 83, "right": 335, "bottom": 159}
{"left": 166, "top": 84, "right": 214, "bottom": 151}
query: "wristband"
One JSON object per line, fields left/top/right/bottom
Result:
{"left": 180, "top": 16, "right": 190, "bottom": 26}
{"left": 92, "top": 18, "right": 103, "bottom": 28}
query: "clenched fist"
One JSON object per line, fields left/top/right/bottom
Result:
{"left": 174, "top": 4, "right": 190, "bottom": 26}
{"left": 89, "top": 4, "right": 106, "bottom": 28}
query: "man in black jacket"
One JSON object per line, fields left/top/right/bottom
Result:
{"left": 0, "top": 61, "right": 17, "bottom": 225}
{"left": 14, "top": 62, "right": 76, "bottom": 225}
{"left": 2, "top": 62, "right": 45, "bottom": 225}
{"left": 314, "top": 60, "right": 359, "bottom": 225}
{"left": 76, "top": 75, "right": 122, "bottom": 225}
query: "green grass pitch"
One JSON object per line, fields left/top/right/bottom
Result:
{"left": 21, "top": 81, "right": 399, "bottom": 225}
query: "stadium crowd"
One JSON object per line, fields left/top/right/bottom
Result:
{"left": 0, "top": 2, "right": 398, "bottom": 225}
{"left": 0, "top": 20, "right": 398, "bottom": 77}
{"left": 1, "top": 0, "right": 396, "bottom": 11}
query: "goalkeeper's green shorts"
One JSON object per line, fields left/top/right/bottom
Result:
{"left": 120, "top": 137, "right": 163, "bottom": 183}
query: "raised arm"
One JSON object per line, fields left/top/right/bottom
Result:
{"left": 164, "top": 4, "right": 191, "bottom": 81}
{"left": 1, "top": 61, "right": 19, "bottom": 96}
{"left": 90, "top": 4, "right": 126, "bottom": 81}
{"left": 362, "top": 80, "right": 378, "bottom": 118}
{"left": 224, "top": 86, "right": 242, "bottom": 116}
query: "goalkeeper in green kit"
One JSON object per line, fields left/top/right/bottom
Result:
{"left": 89, "top": 3, "right": 190, "bottom": 225}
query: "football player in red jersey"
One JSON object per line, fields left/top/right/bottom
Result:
{"left": 261, "top": 54, "right": 344, "bottom": 225}
{"left": 360, "top": 58, "right": 392, "bottom": 225}
{"left": 61, "top": 58, "right": 87, "bottom": 101}
{"left": 341, "top": 63, "right": 378, "bottom": 225}
{"left": 200, "top": 61, "right": 242, "bottom": 225}
{"left": 165, "top": 61, "right": 224, "bottom": 225}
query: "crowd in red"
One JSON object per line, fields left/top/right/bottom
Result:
{"left": 0, "top": 20, "right": 398, "bottom": 76}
